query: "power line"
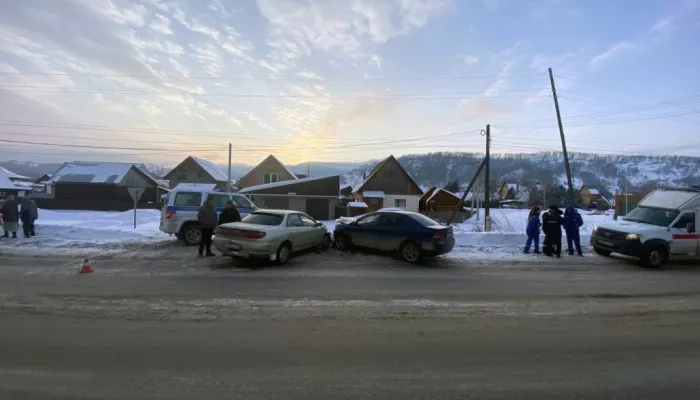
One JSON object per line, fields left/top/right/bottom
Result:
{"left": 0, "top": 71, "right": 547, "bottom": 82}
{"left": 0, "top": 138, "right": 221, "bottom": 152}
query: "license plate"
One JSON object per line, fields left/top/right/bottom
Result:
{"left": 597, "top": 240, "right": 613, "bottom": 247}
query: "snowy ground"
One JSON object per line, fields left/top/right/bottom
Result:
{"left": 0, "top": 208, "right": 614, "bottom": 261}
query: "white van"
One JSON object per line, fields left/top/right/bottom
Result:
{"left": 590, "top": 187, "right": 700, "bottom": 267}
{"left": 159, "top": 183, "right": 258, "bottom": 245}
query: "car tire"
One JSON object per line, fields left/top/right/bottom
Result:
{"left": 321, "top": 234, "right": 332, "bottom": 251}
{"left": 593, "top": 247, "right": 612, "bottom": 257}
{"left": 275, "top": 242, "right": 292, "bottom": 265}
{"left": 642, "top": 245, "right": 668, "bottom": 268}
{"left": 182, "top": 224, "right": 202, "bottom": 246}
{"left": 334, "top": 234, "right": 350, "bottom": 251}
{"left": 400, "top": 240, "right": 423, "bottom": 264}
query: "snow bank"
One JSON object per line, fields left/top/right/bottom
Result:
{"left": 454, "top": 208, "right": 612, "bottom": 235}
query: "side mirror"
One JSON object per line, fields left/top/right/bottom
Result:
{"left": 688, "top": 222, "right": 696, "bottom": 233}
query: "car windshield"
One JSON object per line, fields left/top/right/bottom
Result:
{"left": 622, "top": 206, "right": 679, "bottom": 227}
{"left": 241, "top": 212, "right": 284, "bottom": 226}
{"left": 408, "top": 213, "right": 442, "bottom": 227}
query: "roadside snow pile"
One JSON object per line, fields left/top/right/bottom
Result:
{"left": 0, "top": 209, "right": 172, "bottom": 254}
{"left": 449, "top": 208, "right": 614, "bottom": 260}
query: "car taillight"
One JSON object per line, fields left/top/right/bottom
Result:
{"left": 165, "top": 210, "right": 176, "bottom": 220}
{"left": 215, "top": 227, "right": 266, "bottom": 239}
{"left": 432, "top": 232, "right": 444, "bottom": 242}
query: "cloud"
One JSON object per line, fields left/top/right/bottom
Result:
{"left": 484, "top": 62, "right": 513, "bottom": 96}
{"left": 588, "top": 41, "right": 638, "bottom": 70}
{"left": 148, "top": 13, "right": 173, "bottom": 35}
{"left": 651, "top": 16, "right": 675, "bottom": 34}
{"left": 456, "top": 99, "right": 509, "bottom": 122}
{"left": 463, "top": 54, "right": 480, "bottom": 66}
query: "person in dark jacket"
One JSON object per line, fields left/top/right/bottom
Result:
{"left": 543, "top": 205, "right": 564, "bottom": 258}
{"left": 20, "top": 196, "right": 39, "bottom": 238}
{"left": 523, "top": 206, "right": 541, "bottom": 254}
{"left": 563, "top": 205, "right": 584, "bottom": 256}
{"left": 218, "top": 200, "right": 241, "bottom": 226}
{"left": 1, "top": 195, "right": 19, "bottom": 238}
{"left": 197, "top": 196, "right": 218, "bottom": 257}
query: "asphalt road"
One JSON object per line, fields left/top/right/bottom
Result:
{"left": 1, "top": 251, "right": 700, "bottom": 399}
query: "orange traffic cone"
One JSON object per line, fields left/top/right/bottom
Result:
{"left": 79, "top": 257, "right": 94, "bottom": 274}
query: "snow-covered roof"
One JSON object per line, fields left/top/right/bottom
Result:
{"left": 172, "top": 183, "right": 217, "bottom": 192}
{"left": 50, "top": 162, "right": 156, "bottom": 184}
{"left": 427, "top": 188, "right": 460, "bottom": 203}
{"left": 588, "top": 188, "right": 600, "bottom": 195}
{"left": 0, "top": 168, "right": 25, "bottom": 190}
{"left": 11, "top": 181, "right": 41, "bottom": 189}
{"left": 362, "top": 190, "right": 385, "bottom": 198}
{"left": 192, "top": 157, "right": 229, "bottom": 182}
{"left": 0, "top": 166, "right": 29, "bottom": 180}
{"left": 352, "top": 155, "right": 422, "bottom": 195}
{"left": 239, "top": 175, "right": 337, "bottom": 194}
{"left": 348, "top": 201, "right": 368, "bottom": 208}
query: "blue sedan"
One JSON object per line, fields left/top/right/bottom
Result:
{"left": 333, "top": 210, "right": 455, "bottom": 263}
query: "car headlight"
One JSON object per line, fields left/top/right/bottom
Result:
{"left": 626, "top": 233, "right": 641, "bottom": 240}
{"left": 592, "top": 225, "right": 598, "bottom": 233}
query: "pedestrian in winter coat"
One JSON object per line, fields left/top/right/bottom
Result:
{"left": 218, "top": 200, "right": 241, "bottom": 226}
{"left": 20, "top": 197, "right": 39, "bottom": 238}
{"left": 523, "top": 206, "right": 541, "bottom": 254}
{"left": 542, "top": 205, "right": 564, "bottom": 258}
{"left": 1, "top": 195, "right": 19, "bottom": 238}
{"left": 197, "top": 196, "right": 218, "bottom": 257}
{"left": 563, "top": 205, "right": 584, "bottom": 256}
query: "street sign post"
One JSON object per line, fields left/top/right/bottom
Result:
{"left": 127, "top": 187, "right": 145, "bottom": 229}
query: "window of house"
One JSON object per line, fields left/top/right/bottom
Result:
{"left": 263, "top": 173, "right": 280, "bottom": 184}
{"left": 176, "top": 173, "right": 187, "bottom": 181}
{"left": 394, "top": 198, "right": 407, "bottom": 208}
{"left": 368, "top": 198, "right": 379, "bottom": 206}
{"left": 173, "top": 192, "right": 202, "bottom": 207}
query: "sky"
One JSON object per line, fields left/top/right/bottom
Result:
{"left": 0, "top": 0, "right": 699, "bottom": 168}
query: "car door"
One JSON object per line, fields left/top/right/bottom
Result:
{"left": 375, "top": 213, "right": 407, "bottom": 251}
{"left": 286, "top": 213, "right": 306, "bottom": 248}
{"left": 351, "top": 213, "right": 381, "bottom": 248}
{"left": 299, "top": 214, "right": 324, "bottom": 249}
{"left": 669, "top": 211, "right": 697, "bottom": 255}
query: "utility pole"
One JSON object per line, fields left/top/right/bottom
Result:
{"left": 307, "top": 162, "right": 310, "bottom": 178}
{"left": 484, "top": 124, "right": 491, "bottom": 231}
{"left": 548, "top": 68, "right": 574, "bottom": 204}
{"left": 227, "top": 143, "right": 232, "bottom": 193}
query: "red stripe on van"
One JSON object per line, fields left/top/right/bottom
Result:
{"left": 672, "top": 234, "right": 700, "bottom": 240}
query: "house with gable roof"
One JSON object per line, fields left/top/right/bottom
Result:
{"left": 352, "top": 155, "right": 424, "bottom": 212}
{"left": 235, "top": 154, "right": 299, "bottom": 190}
{"left": 164, "top": 156, "right": 231, "bottom": 190}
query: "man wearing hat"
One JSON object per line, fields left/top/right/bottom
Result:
{"left": 542, "top": 205, "right": 564, "bottom": 258}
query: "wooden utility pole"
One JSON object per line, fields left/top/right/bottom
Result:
{"left": 448, "top": 157, "right": 488, "bottom": 225}
{"left": 227, "top": 143, "right": 232, "bottom": 192}
{"left": 548, "top": 68, "right": 574, "bottom": 204}
{"left": 484, "top": 124, "right": 491, "bottom": 231}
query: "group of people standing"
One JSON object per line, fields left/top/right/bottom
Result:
{"left": 0, "top": 195, "right": 39, "bottom": 239}
{"left": 524, "top": 204, "right": 584, "bottom": 257}
{"left": 196, "top": 197, "right": 241, "bottom": 257}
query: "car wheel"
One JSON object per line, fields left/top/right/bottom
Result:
{"left": 400, "top": 241, "right": 422, "bottom": 264}
{"left": 321, "top": 234, "right": 332, "bottom": 251}
{"left": 275, "top": 242, "right": 292, "bottom": 265}
{"left": 334, "top": 234, "right": 350, "bottom": 251}
{"left": 182, "top": 225, "right": 202, "bottom": 246}
{"left": 642, "top": 245, "right": 667, "bottom": 268}
{"left": 594, "top": 247, "right": 612, "bottom": 257}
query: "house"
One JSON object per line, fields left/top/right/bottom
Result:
{"left": 236, "top": 155, "right": 298, "bottom": 190}
{"left": 1, "top": 167, "right": 31, "bottom": 182}
{"left": 499, "top": 182, "right": 519, "bottom": 200}
{"left": 352, "top": 155, "right": 423, "bottom": 212}
{"left": 422, "top": 188, "right": 462, "bottom": 212}
{"left": 239, "top": 175, "right": 340, "bottom": 220}
{"left": 164, "top": 156, "right": 230, "bottom": 190}
{"left": 0, "top": 168, "right": 31, "bottom": 200}
{"left": 37, "top": 162, "right": 166, "bottom": 211}
{"left": 418, "top": 186, "right": 437, "bottom": 212}
{"left": 580, "top": 185, "right": 611, "bottom": 208}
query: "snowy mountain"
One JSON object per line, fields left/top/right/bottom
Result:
{"left": 340, "top": 152, "right": 700, "bottom": 197}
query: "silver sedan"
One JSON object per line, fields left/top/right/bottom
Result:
{"left": 213, "top": 209, "right": 332, "bottom": 264}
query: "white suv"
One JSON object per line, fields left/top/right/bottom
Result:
{"left": 160, "top": 184, "right": 258, "bottom": 245}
